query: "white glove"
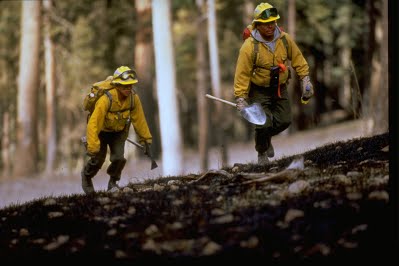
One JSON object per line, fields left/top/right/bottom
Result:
{"left": 301, "top": 76, "right": 314, "bottom": 104}
{"left": 236, "top": 97, "right": 248, "bottom": 111}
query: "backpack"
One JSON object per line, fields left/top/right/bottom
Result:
{"left": 82, "top": 76, "right": 134, "bottom": 122}
{"left": 242, "top": 25, "right": 290, "bottom": 77}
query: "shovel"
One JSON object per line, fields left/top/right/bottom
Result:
{"left": 126, "top": 138, "right": 158, "bottom": 170}
{"left": 205, "top": 94, "right": 266, "bottom": 125}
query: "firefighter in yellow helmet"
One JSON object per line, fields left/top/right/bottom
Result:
{"left": 234, "top": 3, "right": 314, "bottom": 165}
{"left": 81, "top": 66, "right": 152, "bottom": 194}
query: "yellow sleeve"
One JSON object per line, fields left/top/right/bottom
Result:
{"left": 284, "top": 34, "right": 309, "bottom": 79}
{"left": 86, "top": 95, "right": 110, "bottom": 154}
{"left": 131, "top": 94, "right": 152, "bottom": 145}
{"left": 233, "top": 38, "right": 254, "bottom": 99}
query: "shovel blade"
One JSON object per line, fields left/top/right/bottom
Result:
{"left": 240, "top": 102, "right": 266, "bottom": 125}
{"left": 151, "top": 160, "right": 158, "bottom": 170}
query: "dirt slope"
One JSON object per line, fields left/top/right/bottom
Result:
{"left": 0, "top": 131, "right": 393, "bottom": 263}
{"left": 0, "top": 119, "right": 368, "bottom": 209}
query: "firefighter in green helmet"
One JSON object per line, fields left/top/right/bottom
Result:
{"left": 234, "top": 2, "right": 314, "bottom": 164}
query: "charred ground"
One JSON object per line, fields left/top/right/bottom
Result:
{"left": 0, "top": 132, "right": 394, "bottom": 264}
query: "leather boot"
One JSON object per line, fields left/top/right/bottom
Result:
{"left": 81, "top": 172, "right": 95, "bottom": 194}
{"left": 107, "top": 177, "right": 120, "bottom": 191}
{"left": 267, "top": 137, "right": 275, "bottom": 158}
{"left": 258, "top": 152, "right": 269, "bottom": 165}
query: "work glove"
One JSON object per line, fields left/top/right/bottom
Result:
{"left": 86, "top": 152, "right": 98, "bottom": 165}
{"left": 81, "top": 136, "right": 88, "bottom": 150}
{"left": 143, "top": 143, "right": 151, "bottom": 156}
{"left": 236, "top": 97, "right": 248, "bottom": 111}
{"left": 301, "top": 76, "right": 314, "bottom": 104}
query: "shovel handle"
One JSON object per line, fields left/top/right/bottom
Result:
{"left": 126, "top": 138, "right": 158, "bottom": 170}
{"left": 126, "top": 138, "right": 143, "bottom": 149}
{"left": 205, "top": 94, "right": 237, "bottom": 107}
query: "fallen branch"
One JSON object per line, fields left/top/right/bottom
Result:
{"left": 191, "top": 169, "right": 233, "bottom": 183}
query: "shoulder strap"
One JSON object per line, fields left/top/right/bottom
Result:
{"left": 130, "top": 92, "right": 134, "bottom": 110}
{"left": 281, "top": 35, "right": 290, "bottom": 57}
{"left": 107, "top": 91, "right": 135, "bottom": 113}
{"left": 252, "top": 39, "right": 259, "bottom": 76}
{"left": 86, "top": 90, "right": 112, "bottom": 122}
{"left": 104, "top": 90, "right": 113, "bottom": 112}
{"left": 251, "top": 36, "right": 289, "bottom": 74}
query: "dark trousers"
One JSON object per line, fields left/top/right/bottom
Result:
{"left": 82, "top": 130, "right": 128, "bottom": 181}
{"left": 249, "top": 83, "right": 292, "bottom": 154}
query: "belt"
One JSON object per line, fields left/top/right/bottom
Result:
{"left": 250, "top": 82, "right": 286, "bottom": 98}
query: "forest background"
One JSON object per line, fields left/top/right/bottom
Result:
{"left": 0, "top": 0, "right": 390, "bottom": 180}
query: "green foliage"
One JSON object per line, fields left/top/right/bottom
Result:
{"left": 48, "top": 1, "right": 138, "bottom": 167}
{"left": 216, "top": 0, "right": 249, "bottom": 81}
{"left": 219, "top": 29, "right": 242, "bottom": 81}
{"left": 0, "top": 0, "right": 377, "bottom": 172}
{"left": 173, "top": 5, "right": 197, "bottom": 94}
{"left": 0, "top": 1, "right": 20, "bottom": 106}
{"left": 172, "top": 0, "right": 196, "bottom": 14}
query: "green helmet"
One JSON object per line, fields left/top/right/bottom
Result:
{"left": 252, "top": 3, "right": 280, "bottom": 24}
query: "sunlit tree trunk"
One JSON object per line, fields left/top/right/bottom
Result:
{"left": 207, "top": 0, "right": 227, "bottom": 167}
{"left": 243, "top": 0, "right": 254, "bottom": 25}
{"left": 1, "top": 112, "right": 11, "bottom": 177}
{"left": 196, "top": 0, "right": 209, "bottom": 171}
{"left": 135, "top": 0, "right": 161, "bottom": 158}
{"left": 338, "top": 5, "right": 353, "bottom": 115}
{"left": 367, "top": 0, "right": 388, "bottom": 134}
{"left": 152, "top": 0, "right": 183, "bottom": 175}
{"left": 242, "top": 0, "right": 254, "bottom": 140}
{"left": 286, "top": 0, "right": 298, "bottom": 133}
{"left": 14, "top": 0, "right": 41, "bottom": 177}
{"left": 43, "top": 0, "right": 57, "bottom": 174}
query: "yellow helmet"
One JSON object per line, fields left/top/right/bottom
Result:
{"left": 111, "top": 66, "right": 138, "bottom": 85}
{"left": 252, "top": 2, "right": 280, "bottom": 24}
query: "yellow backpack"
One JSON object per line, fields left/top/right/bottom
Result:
{"left": 83, "top": 75, "right": 135, "bottom": 123}
{"left": 83, "top": 76, "right": 115, "bottom": 117}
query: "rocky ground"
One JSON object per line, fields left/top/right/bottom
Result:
{"left": 0, "top": 119, "right": 368, "bottom": 209}
{"left": 0, "top": 131, "right": 394, "bottom": 263}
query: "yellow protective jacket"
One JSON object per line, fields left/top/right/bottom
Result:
{"left": 86, "top": 88, "right": 152, "bottom": 155}
{"left": 234, "top": 31, "right": 309, "bottom": 99}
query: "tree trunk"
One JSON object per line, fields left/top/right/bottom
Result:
{"left": 286, "top": 0, "right": 298, "bottom": 133}
{"left": 152, "top": 0, "right": 183, "bottom": 175}
{"left": 207, "top": 0, "right": 227, "bottom": 167}
{"left": 365, "top": 0, "right": 388, "bottom": 134}
{"left": 338, "top": 5, "right": 353, "bottom": 115}
{"left": 14, "top": 0, "right": 41, "bottom": 178}
{"left": 243, "top": 0, "right": 254, "bottom": 25}
{"left": 1, "top": 112, "right": 11, "bottom": 177}
{"left": 196, "top": 0, "right": 209, "bottom": 172}
{"left": 372, "top": 0, "right": 388, "bottom": 134}
{"left": 369, "top": 0, "right": 389, "bottom": 134}
{"left": 243, "top": 0, "right": 254, "bottom": 140}
{"left": 43, "top": 0, "right": 57, "bottom": 174}
{"left": 134, "top": 0, "right": 161, "bottom": 158}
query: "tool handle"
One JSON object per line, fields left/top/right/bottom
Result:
{"left": 126, "top": 138, "right": 143, "bottom": 149}
{"left": 301, "top": 97, "right": 310, "bottom": 104}
{"left": 205, "top": 94, "right": 237, "bottom": 107}
{"left": 301, "top": 87, "right": 311, "bottom": 104}
{"left": 127, "top": 138, "right": 158, "bottom": 170}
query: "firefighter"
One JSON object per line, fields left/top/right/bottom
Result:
{"left": 234, "top": 2, "right": 314, "bottom": 164}
{"left": 81, "top": 66, "right": 152, "bottom": 194}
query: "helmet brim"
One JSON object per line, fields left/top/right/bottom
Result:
{"left": 252, "top": 15, "right": 280, "bottom": 24}
{"left": 112, "top": 79, "right": 138, "bottom": 85}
